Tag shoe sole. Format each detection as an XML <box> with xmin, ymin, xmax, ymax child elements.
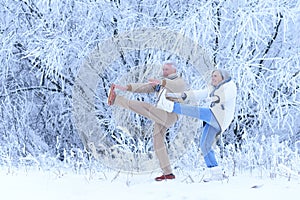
<box><xmin>107</xmin><ymin>84</ymin><xmax>116</xmax><ymax>105</ymax></box>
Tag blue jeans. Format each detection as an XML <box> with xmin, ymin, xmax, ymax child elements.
<box><xmin>173</xmin><ymin>102</ymin><xmax>221</xmax><ymax>168</ymax></box>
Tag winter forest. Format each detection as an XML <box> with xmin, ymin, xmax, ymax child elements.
<box><xmin>0</xmin><ymin>0</ymin><xmax>300</xmax><ymax>182</ymax></box>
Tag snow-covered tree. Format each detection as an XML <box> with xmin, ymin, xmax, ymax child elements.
<box><xmin>0</xmin><ymin>0</ymin><xmax>299</xmax><ymax>173</ymax></box>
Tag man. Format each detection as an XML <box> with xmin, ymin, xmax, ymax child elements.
<box><xmin>157</xmin><ymin>69</ymin><xmax>237</xmax><ymax>182</ymax></box>
<box><xmin>107</xmin><ymin>61</ymin><xmax>186</xmax><ymax>181</ymax></box>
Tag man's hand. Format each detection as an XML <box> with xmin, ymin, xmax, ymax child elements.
<box><xmin>148</xmin><ymin>78</ymin><xmax>160</xmax><ymax>86</ymax></box>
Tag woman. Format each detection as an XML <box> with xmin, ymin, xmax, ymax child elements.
<box><xmin>157</xmin><ymin>69</ymin><xmax>237</xmax><ymax>182</ymax></box>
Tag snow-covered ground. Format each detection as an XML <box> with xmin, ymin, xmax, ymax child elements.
<box><xmin>1</xmin><ymin>167</ymin><xmax>299</xmax><ymax>200</ymax></box>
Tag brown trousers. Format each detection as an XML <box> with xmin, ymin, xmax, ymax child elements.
<box><xmin>115</xmin><ymin>95</ymin><xmax>178</xmax><ymax>175</ymax></box>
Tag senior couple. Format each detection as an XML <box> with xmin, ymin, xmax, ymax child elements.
<box><xmin>107</xmin><ymin>61</ymin><xmax>237</xmax><ymax>182</ymax></box>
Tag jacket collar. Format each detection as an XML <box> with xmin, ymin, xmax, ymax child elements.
<box><xmin>166</xmin><ymin>73</ymin><xmax>179</xmax><ymax>80</ymax></box>
<box><xmin>210</xmin><ymin>77</ymin><xmax>232</xmax><ymax>97</ymax></box>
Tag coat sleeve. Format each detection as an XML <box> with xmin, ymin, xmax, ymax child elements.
<box><xmin>128</xmin><ymin>75</ymin><xmax>186</xmax><ymax>94</ymax></box>
<box><xmin>127</xmin><ymin>82</ymin><xmax>155</xmax><ymax>93</ymax></box>
<box><xmin>184</xmin><ymin>88</ymin><xmax>209</xmax><ymax>102</ymax></box>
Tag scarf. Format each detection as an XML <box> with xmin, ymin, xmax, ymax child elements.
<box><xmin>209</xmin><ymin>77</ymin><xmax>232</xmax><ymax>107</ymax></box>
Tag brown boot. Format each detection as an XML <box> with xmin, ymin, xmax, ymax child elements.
<box><xmin>155</xmin><ymin>173</ymin><xmax>175</xmax><ymax>181</ymax></box>
<box><xmin>107</xmin><ymin>84</ymin><xmax>116</xmax><ymax>106</ymax></box>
